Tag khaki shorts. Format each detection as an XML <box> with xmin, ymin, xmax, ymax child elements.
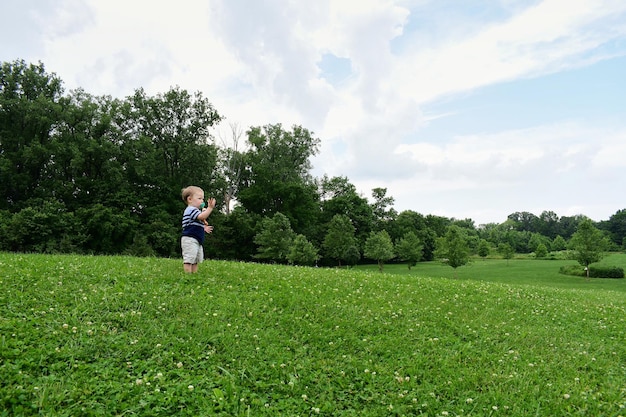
<box><xmin>181</xmin><ymin>236</ymin><xmax>204</xmax><ymax>264</ymax></box>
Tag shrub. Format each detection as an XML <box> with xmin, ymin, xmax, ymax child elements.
<box><xmin>589</xmin><ymin>266</ymin><xmax>625</xmax><ymax>278</ymax></box>
<box><xmin>559</xmin><ymin>265</ymin><xmax>624</xmax><ymax>279</ymax></box>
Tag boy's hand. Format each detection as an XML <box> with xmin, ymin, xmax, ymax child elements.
<box><xmin>204</xmin><ymin>225</ymin><xmax>214</xmax><ymax>234</ymax></box>
<box><xmin>206</xmin><ymin>198</ymin><xmax>216</xmax><ymax>209</ymax></box>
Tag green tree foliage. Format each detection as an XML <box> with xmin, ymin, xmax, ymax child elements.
<box><xmin>370</xmin><ymin>187</ymin><xmax>397</xmax><ymax>231</ymax></box>
<box><xmin>601</xmin><ymin>209</ymin><xmax>626</xmax><ymax>247</ymax></box>
<box><xmin>119</xmin><ymin>86</ymin><xmax>222</xmax><ymax>212</ymax></box>
<box><xmin>2</xmin><ymin>199</ymin><xmax>85</xmax><ymax>253</ymax></box>
<box><xmin>569</xmin><ymin>218</ymin><xmax>609</xmax><ymax>279</ymax></box>
<box><xmin>318</xmin><ymin>175</ymin><xmax>374</xmax><ymax>249</ymax></box>
<box><xmin>528</xmin><ymin>232</ymin><xmax>551</xmax><ymax>253</ymax></box>
<box><xmin>364</xmin><ymin>230</ymin><xmax>395</xmax><ymax>272</ymax></box>
<box><xmin>207</xmin><ymin>208</ymin><xmax>260</xmax><ymax>261</ymax></box>
<box><xmin>395</xmin><ymin>232</ymin><xmax>423</xmax><ymax>270</ymax></box>
<box><xmin>498</xmin><ymin>243</ymin><xmax>515</xmax><ymax>264</ymax></box>
<box><xmin>552</xmin><ymin>235</ymin><xmax>567</xmax><ymax>251</ymax></box>
<box><xmin>2</xmin><ymin>59</ymin><xmax>624</xmax><ymax>264</ymax></box>
<box><xmin>535</xmin><ymin>243</ymin><xmax>548</xmax><ymax>258</ymax></box>
<box><xmin>0</xmin><ymin>59</ymin><xmax>223</xmax><ymax>255</ymax></box>
<box><xmin>323</xmin><ymin>214</ymin><xmax>359</xmax><ymax>267</ymax></box>
<box><xmin>435</xmin><ymin>226</ymin><xmax>470</xmax><ymax>276</ymax></box>
<box><xmin>253</xmin><ymin>212</ymin><xmax>296</xmax><ymax>263</ymax></box>
<box><xmin>238</xmin><ymin>124</ymin><xmax>320</xmax><ymax>236</ymax></box>
<box><xmin>287</xmin><ymin>234</ymin><xmax>319</xmax><ymax>266</ymax></box>
<box><xmin>477</xmin><ymin>239</ymin><xmax>490</xmax><ymax>259</ymax></box>
<box><xmin>0</xmin><ymin>60</ymin><xmax>64</xmax><ymax>211</ymax></box>
<box><xmin>538</xmin><ymin>210</ymin><xmax>560</xmax><ymax>239</ymax></box>
<box><xmin>508</xmin><ymin>211</ymin><xmax>540</xmax><ymax>233</ymax></box>
<box><xmin>49</xmin><ymin>90</ymin><xmax>126</xmax><ymax>210</ymax></box>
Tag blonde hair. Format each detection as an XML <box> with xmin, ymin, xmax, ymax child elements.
<box><xmin>181</xmin><ymin>186</ymin><xmax>203</xmax><ymax>203</ymax></box>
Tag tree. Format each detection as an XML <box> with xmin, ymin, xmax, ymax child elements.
<box><xmin>477</xmin><ymin>239</ymin><xmax>490</xmax><ymax>259</ymax></box>
<box><xmin>539</xmin><ymin>210</ymin><xmax>560</xmax><ymax>239</ymax></box>
<box><xmin>552</xmin><ymin>235</ymin><xmax>567</xmax><ymax>251</ymax></box>
<box><xmin>123</xmin><ymin>86</ymin><xmax>222</xmax><ymax>199</ymax></box>
<box><xmin>364</xmin><ymin>230</ymin><xmax>395</xmax><ymax>272</ymax></box>
<box><xmin>253</xmin><ymin>212</ymin><xmax>296</xmax><ymax>263</ymax></box>
<box><xmin>216</xmin><ymin>122</ymin><xmax>248</xmax><ymax>214</ymax></box>
<box><xmin>569</xmin><ymin>218</ymin><xmax>609</xmax><ymax>279</ymax></box>
<box><xmin>0</xmin><ymin>60</ymin><xmax>64</xmax><ymax>210</ymax></box>
<box><xmin>507</xmin><ymin>211</ymin><xmax>540</xmax><ymax>233</ymax></box>
<box><xmin>208</xmin><ymin>207</ymin><xmax>259</xmax><ymax>261</ymax></box>
<box><xmin>602</xmin><ymin>209</ymin><xmax>626</xmax><ymax>247</ymax></box>
<box><xmin>287</xmin><ymin>234</ymin><xmax>319</xmax><ymax>266</ymax></box>
<box><xmin>238</xmin><ymin>124</ymin><xmax>321</xmax><ymax>235</ymax></box>
<box><xmin>395</xmin><ymin>232</ymin><xmax>423</xmax><ymax>270</ymax></box>
<box><xmin>370</xmin><ymin>187</ymin><xmax>397</xmax><ymax>231</ymax></box>
<box><xmin>323</xmin><ymin>214</ymin><xmax>359</xmax><ymax>267</ymax></box>
<box><xmin>319</xmin><ymin>175</ymin><xmax>374</xmax><ymax>250</ymax></box>
<box><xmin>498</xmin><ymin>243</ymin><xmax>514</xmax><ymax>265</ymax></box>
<box><xmin>528</xmin><ymin>232</ymin><xmax>551</xmax><ymax>253</ymax></box>
<box><xmin>535</xmin><ymin>243</ymin><xmax>548</xmax><ymax>258</ymax></box>
<box><xmin>435</xmin><ymin>226</ymin><xmax>470</xmax><ymax>277</ymax></box>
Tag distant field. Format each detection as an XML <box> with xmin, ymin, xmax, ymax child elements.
<box><xmin>356</xmin><ymin>253</ymin><xmax>626</xmax><ymax>292</ymax></box>
<box><xmin>1</xmin><ymin>253</ymin><xmax>625</xmax><ymax>416</ymax></box>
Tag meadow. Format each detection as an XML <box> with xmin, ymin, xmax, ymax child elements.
<box><xmin>357</xmin><ymin>253</ymin><xmax>626</xmax><ymax>292</ymax></box>
<box><xmin>1</xmin><ymin>253</ymin><xmax>624</xmax><ymax>416</ymax></box>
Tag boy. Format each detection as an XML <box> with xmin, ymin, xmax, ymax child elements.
<box><xmin>181</xmin><ymin>186</ymin><xmax>216</xmax><ymax>273</ymax></box>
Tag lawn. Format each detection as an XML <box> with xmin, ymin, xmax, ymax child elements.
<box><xmin>1</xmin><ymin>253</ymin><xmax>625</xmax><ymax>416</ymax></box>
<box><xmin>357</xmin><ymin>253</ymin><xmax>626</xmax><ymax>292</ymax></box>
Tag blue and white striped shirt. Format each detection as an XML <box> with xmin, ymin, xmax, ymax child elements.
<box><xmin>181</xmin><ymin>206</ymin><xmax>205</xmax><ymax>244</ymax></box>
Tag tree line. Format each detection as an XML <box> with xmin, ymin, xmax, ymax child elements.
<box><xmin>2</xmin><ymin>59</ymin><xmax>625</xmax><ymax>266</ymax></box>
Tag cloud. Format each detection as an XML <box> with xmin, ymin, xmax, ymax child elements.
<box><xmin>2</xmin><ymin>0</ymin><xmax>625</xmax><ymax>224</ymax></box>
<box><xmin>392</xmin><ymin>0</ymin><xmax>626</xmax><ymax>104</ymax></box>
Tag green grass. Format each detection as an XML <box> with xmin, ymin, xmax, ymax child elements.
<box><xmin>357</xmin><ymin>253</ymin><xmax>626</xmax><ymax>292</ymax></box>
<box><xmin>1</xmin><ymin>253</ymin><xmax>625</xmax><ymax>416</ymax></box>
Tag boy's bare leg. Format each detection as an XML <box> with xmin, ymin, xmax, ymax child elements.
<box><xmin>184</xmin><ymin>263</ymin><xmax>194</xmax><ymax>273</ymax></box>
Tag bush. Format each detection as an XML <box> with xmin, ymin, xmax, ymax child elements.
<box><xmin>559</xmin><ymin>265</ymin><xmax>624</xmax><ymax>279</ymax></box>
<box><xmin>589</xmin><ymin>266</ymin><xmax>625</xmax><ymax>278</ymax></box>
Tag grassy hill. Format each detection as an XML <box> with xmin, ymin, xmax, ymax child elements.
<box><xmin>1</xmin><ymin>253</ymin><xmax>625</xmax><ymax>416</ymax></box>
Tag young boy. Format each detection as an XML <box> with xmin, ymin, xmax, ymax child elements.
<box><xmin>181</xmin><ymin>186</ymin><xmax>216</xmax><ymax>273</ymax></box>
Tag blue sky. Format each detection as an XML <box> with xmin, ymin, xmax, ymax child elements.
<box><xmin>2</xmin><ymin>0</ymin><xmax>626</xmax><ymax>224</ymax></box>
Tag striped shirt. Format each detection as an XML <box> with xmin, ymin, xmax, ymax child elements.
<box><xmin>182</xmin><ymin>206</ymin><xmax>205</xmax><ymax>244</ymax></box>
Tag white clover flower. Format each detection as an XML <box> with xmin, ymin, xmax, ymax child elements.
<box><xmin>563</xmin><ymin>394</ymin><xmax>570</xmax><ymax>399</ymax></box>
<box><xmin>177</xmin><ymin>362</ymin><xmax>183</xmax><ymax>368</ymax></box>
<box><xmin>188</xmin><ymin>385</ymin><xmax>194</xmax><ymax>391</ymax></box>
<box><xmin>466</xmin><ymin>398</ymin><xmax>474</xmax><ymax>404</ymax></box>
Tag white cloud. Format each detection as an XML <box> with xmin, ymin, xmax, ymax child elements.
<box><xmin>2</xmin><ymin>0</ymin><xmax>625</xmax><ymax>224</ymax></box>
<box><xmin>392</xmin><ymin>0</ymin><xmax>626</xmax><ymax>104</ymax></box>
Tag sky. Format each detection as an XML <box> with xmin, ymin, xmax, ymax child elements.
<box><xmin>2</xmin><ymin>0</ymin><xmax>626</xmax><ymax>225</ymax></box>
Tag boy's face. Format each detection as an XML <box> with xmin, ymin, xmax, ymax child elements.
<box><xmin>188</xmin><ymin>192</ymin><xmax>205</xmax><ymax>208</ymax></box>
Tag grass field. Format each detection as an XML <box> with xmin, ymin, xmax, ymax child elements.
<box><xmin>1</xmin><ymin>253</ymin><xmax>625</xmax><ymax>416</ymax></box>
<box><xmin>356</xmin><ymin>253</ymin><xmax>626</xmax><ymax>292</ymax></box>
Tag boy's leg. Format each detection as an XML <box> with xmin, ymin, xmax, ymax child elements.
<box><xmin>182</xmin><ymin>237</ymin><xmax>198</xmax><ymax>273</ymax></box>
